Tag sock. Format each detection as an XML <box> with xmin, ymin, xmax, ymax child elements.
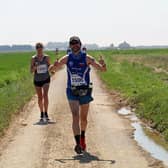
<box><xmin>44</xmin><ymin>112</ymin><xmax>48</xmax><ymax>118</ymax></box>
<box><xmin>75</xmin><ymin>135</ymin><xmax>80</xmax><ymax>145</ymax></box>
<box><xmin>40</xmin><ymin>112</ymin><xmax>44</xmax><ymax>118</ymax></box>
<box><xmin>81</xmin><ymin>131</ymin><xmax>85</xmax><ymax>138</ymax></box>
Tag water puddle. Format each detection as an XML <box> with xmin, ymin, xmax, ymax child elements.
<box><xmin>117</xmin><ymin>107</ymin><xmax>131</xmax><ymax>115</ymax></box>
<box><xmin>132</xmin><ymin>122</ymin><xmax>168</xmax><ymax>165</ymax></box>
<box><xmin>117</xmin><ymin>107</ymin><xmax>168</xmax><ymax>165</ymax></box>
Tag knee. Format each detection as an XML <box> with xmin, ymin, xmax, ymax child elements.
<box><xmin>38</xmin><ymin>96</ymin><xmax>43</xmax><ymax>103</ymax></box>
<box><xmin>43</xmin><ymin>94</ymin><xmax>48</xmax><ymax>100</ymax></box>
<box><xmin>72</xmin><ymin>113</ymin><xmax>79</xmax><ymax>122</ymax></box>
<box><xmin>81</xmin><ymin>117</ymin><xmax>87</xmax><ymax>124</ymax></box>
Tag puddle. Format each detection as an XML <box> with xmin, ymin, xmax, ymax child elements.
<box><xmin>132</xmin><ymin>122</ymin><xmax>168</xmax><ymax>165</ymax></box>
<box><xmin>129</xmin><ymin>114</ymin><xmax>138</xmax><ymax>121</ymax></box>
<box><xmin>117</xmin><ymin>107</ymin><xmax>131</xmax><ymax>115</ymax></box>
<box><xmin>117</xmin><ymin>107</ymin><xmax>168</xmax><ymax>165</ymax></box>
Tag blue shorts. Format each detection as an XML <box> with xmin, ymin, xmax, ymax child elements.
<box><xmin>66</xmin><ymin>88</ymin><xmax>94</xmax><ymax>105</ymax></box>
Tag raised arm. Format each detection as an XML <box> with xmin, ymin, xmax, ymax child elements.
<box><xmin>30</xmin><ymin>57</ymin><xmax>36</xmax><ymax>73</ymax></box>
<box><xmin>86</xmin><ymin>55</ymin><xmax>106</xmax><ymax>72</ymax></box>
<box><xmin>49</xmin><ymin>55</ymin><xmax>68</xmax><ymax>72</ymax></box>
<box><xmin>45</xmin><ymin>56</ymin><xmax>52</xmax><ymax>70</ymax></box>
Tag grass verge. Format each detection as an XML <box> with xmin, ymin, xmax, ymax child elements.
<box><xmin>89</xmin><ymin>50</ymin><xmax>168</xmax><ymax>141</ymax></box>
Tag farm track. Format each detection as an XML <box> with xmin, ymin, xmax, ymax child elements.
<box><xmin>0</xmin><ymin>68</ymin><xmax>167</xmax><ymax>168</ymax></box>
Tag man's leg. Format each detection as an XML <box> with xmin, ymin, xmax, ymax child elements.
<box><xmin>68</xmin><ymin>100</ymin><xmax>82</xmax><ymax>154</ymax></box>
<box><xmin>69</xmin><ymin>100</ymin><xmax>80</xmax><ymax>135</ymax></box>
<box><xmin>80</xmin><ymin>103</ymin><xmax>89</xmax><ymax>150</ymax></box>
<box><xmin>80</xmin><ymin>103</ymin><xmax>89</xmax><ymax>131</ymax></box>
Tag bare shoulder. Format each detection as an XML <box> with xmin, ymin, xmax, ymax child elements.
<box><xmin>86</xmin><ymin>54</ymin><xmax>95</xmax><ymax>64</ymax></box>
<box><xmin>44</xmin><ymin>54</ymin><xmax>50</xmax><ymax>59</ymax></box>
<box><xmin>61</xmin><ymin>55</ymin><xmax>68</xmax><ymax>60</ymax></box>
<box><xmin>59</xmin><ymin>55</ymin><xmax>68</xmax><ymax>64</ymax></box>
<box><xmin>32</xmin><ymin>55</ymin><xmax>36</xmax><ymax>59</ymax></box>
<box><xmin>86</xmin><ymin>54</ymin><xmax>94</xmax><ymax>59</ymax></box>
<box><xmin>31</xmin><ymin>55</ymin><xmax>36</xmax><ymax>62</ymax></box>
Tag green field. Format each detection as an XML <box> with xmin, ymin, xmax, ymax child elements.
<box><xmin>0</xmin><ymin>49</ymin><xmax>168</xmax><ymax>141</ymax></box>
<box><xmin>0</xmin><ymin>51</ymin><xmax>64</xmax><ymax>135</ymax></box>
<box><xmin>89</xmin><ymin>49</ymin><xmax>168</xmax><ymax>141</ymax></box>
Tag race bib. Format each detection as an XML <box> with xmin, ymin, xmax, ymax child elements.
<box><xmin>71</xmin><ymin>74</ymin><xmax>86</xmax><ymax>86</ymax></box>
<box><xmin>37</xmin><ymin>64</ymin><xmax>47</xmax><ymax>74</ymax></box>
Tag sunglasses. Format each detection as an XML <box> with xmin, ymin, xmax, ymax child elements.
<box><xmin>70</xmin><ymin>41</ymin><xmax>80</xmax><ymax>45</ymax></box>
<box><xmin>36</xmin><ymin>46</ymin><xmax>43</xmax><ymax>49</ymax></box>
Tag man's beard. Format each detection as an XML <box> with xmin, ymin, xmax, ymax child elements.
<box><xmin>71</xmin><ymin>46</ymin><xmax>81</xmax><ymax>53</ymax></box>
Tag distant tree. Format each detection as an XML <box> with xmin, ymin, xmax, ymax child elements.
<box><xmin>46</xmin><ymin>42</ymin><xmax>68</xmax><ymax>50</ymax></box>
<box><xmin>109</xmin><ymin>43</ymin><xmax>114</xmax><ymax>49</ymax></box>
<box><xmin>85</xmin><ymin>44</ymin><xmax>99</xmax><ymax>50</ymax></box>
<box><xmin>118</xmin><ymin>41</ymin><xmax>131</xmax><ymax>49</ymax></box>
<box><xmin>12</xmin><ymin>45</ymin><xmax>33</xmax><ymax>51</ymax></box>
<box><xmin>0</xmin><ymin>45</ymin><xmax>33</xmax><ymax>52</ymax></box>
<box><xmin>0</xmin><ymin>45</ymin><xmax>11</xmax><ymax>51</ymax></box>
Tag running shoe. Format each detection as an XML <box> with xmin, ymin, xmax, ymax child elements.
<box><xmin>80</xmin><ymin>137</ymin><xmax>86</xmax><ymax>151</ymax></box>
<box><xmin>39</xmin><ymin>118</ymin><xmax>44</xmax><ymax>123</ymax></box>
<box><xmin>44</xmin><ymin>112</ymin><xmax>50</xmax><ymax>121</ymax></box>
<box><xmin>74</xmin><ymin>144</ymin><xmax>82</xmax><ymax>154</ymax></box>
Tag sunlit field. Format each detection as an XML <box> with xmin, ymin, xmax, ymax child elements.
<box><xmin>0</xmin><ymin>49</ymin><xmax>168</xmax><ymax>141</ymax></box>
<box><xmin>89</xmin><ymin>49</ymin><xmax>168</xmax><ymax>141</ymax></box>
<box><xmin>0</xmin><ymin>51</ymin><xmax>63</xmax><ymax>134</ymax></box>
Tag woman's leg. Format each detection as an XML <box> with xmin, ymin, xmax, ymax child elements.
<box><xmin>35</xmin><ymin>86</ymin><xmax>43</xmax><ymax>116</ymax></box>
<box><xmin>43</xmin><ymin>83</ymin><xmax>50</xmax><ymax>113</ymax></box>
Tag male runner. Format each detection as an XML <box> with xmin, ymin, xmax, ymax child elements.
<box><xmin>50</xmin><ymin>36</ymin><xmax>106</xmax><ymax>154</ymax></box>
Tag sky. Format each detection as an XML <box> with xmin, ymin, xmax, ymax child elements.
<box><xmin>0</xmin><ymin>0</ymin><xmax>168</xmax><ymax>46</ymax></box>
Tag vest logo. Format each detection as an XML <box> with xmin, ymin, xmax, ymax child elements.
<box><xmin>79</xmin><ymin>63</ymin><xmax>85</xmax><ymax>67</ymax></box>
<box><xmin>69</xmin><ymin>61</ymin><xmax>74</xmax><ymax>67</ymax></box>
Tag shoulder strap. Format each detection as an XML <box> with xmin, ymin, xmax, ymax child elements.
<box><xmin>33</xmin><ymin>55</ymin><xmax>38</xmax><ymax>62</ymax></box>
<box><xmin>81</xmin><ymin>52</ymin><xmax>87</xmax><ymax>64</ymax></box>
<box><xmin>67</xmin><ymin>53</ymin><xmax>72</xmax><ymax>63</ymax></box>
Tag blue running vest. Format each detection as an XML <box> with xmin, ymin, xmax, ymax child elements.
<box><xmin>66</xmin><ymin>51</ymin><xmax>90</xmax><ymax>88</ymax></box>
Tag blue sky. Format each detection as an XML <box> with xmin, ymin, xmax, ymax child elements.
<box><xmin>0</xmin><ymin>0</ymin><xmax>168</xmax><ymax>46</ymax></box>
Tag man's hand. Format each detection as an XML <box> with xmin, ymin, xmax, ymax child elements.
<box><xmin>54</xmin><ymin>58</ymin><xmax>59</xmax><ymax>66</ymax></box>
<box><xmin>49</xmin><ymin>56</ymin><xmax>68</xmax><ymax>73</ymax></box>
<box><xmin>98</xmin><ymin>56</ymin><xmax>105</xmax><ymax>66</ymax></box>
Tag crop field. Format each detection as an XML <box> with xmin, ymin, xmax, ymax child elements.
<box><xmin>0</xmin><ymin>51</ymin><xmax>63</xmax><ymax>134</ymax></box>
<box><xmin>0</xmin><ymin>49</ymin><xmax>168</xmax><ymax>141</ymax></box>
<box><xmin>89</xmin><ymin>49</ymin><xmax>168</xmax><ymax>141</ymax></box>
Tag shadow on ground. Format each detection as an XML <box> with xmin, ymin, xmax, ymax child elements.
<box><xmin>33</xmin><ymin>120</ymin><xmax>56</xmax><ymax>126</ymax></box>
<box><xmin>55</xmin><ymin>151</ymin><xmax>116</xmax><ymax>164</ymax></box>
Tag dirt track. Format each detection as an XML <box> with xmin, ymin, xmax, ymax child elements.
<box><xmin>0</xmin><ymin>68</ymin><xmax>167</xmax><ymax>168</ymax></box>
